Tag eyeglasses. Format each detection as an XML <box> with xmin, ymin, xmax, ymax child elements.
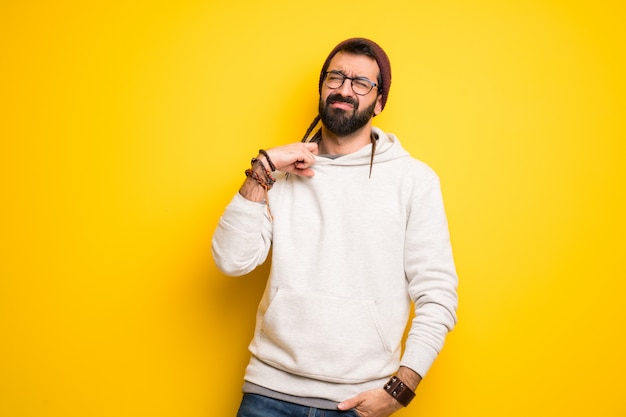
<box><xmin>323</xmin><ymin>71</ymin><xmax>379</xmax><ymax>96</ymax></box>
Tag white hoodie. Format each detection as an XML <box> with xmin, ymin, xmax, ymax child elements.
<box><xmin>212</xmin><ymin>127</ymin><xmax>458</xmax><ymax>403</ymax></box>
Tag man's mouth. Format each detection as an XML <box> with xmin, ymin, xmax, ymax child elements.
<box><xmin>327</xmin><ymin>95</ymin><xmax>357</xmax><ymax>111</ymax></box>
<box><xmin>330</xmin><ymin>101</ymin><xmax>354</xmax><ymax>110</ymax></box>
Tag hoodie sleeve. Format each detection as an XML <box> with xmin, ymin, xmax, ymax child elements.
<box><xmin>211</xmin><ymin>193</ymin><xmax>273</xmax><ymax>276</ymax></box>
<box><xmin>400</xmin><ymin>175</ymin><xmax>458</xmax><ymax>377</ymax></box>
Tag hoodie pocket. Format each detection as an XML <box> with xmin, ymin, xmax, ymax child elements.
<box><xmin>256</xmin><ymin>288</ymin><xmax>393</xmax><ymax>383</ymax></box>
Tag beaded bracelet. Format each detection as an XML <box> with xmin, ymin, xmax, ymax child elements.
<box><xmin>258</xmin><ymin>149</ymin><xmax>276</xmax><ymax>172</ymax></box>
<box><xmin>251</xmin><ymin>158</ymin><xmax>276</xmax><ymax>185</ymax></box>
<box><xmin>244</xmin><ymin>168</ymin><xmax>271</xmax><ymax>190</ymax></box>
<box><xmin>245</xmin><ymin>160</ymin><xmax>275</xmax><ymax>221</ymax></box>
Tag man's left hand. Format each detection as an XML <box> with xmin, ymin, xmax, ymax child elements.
<box><xmin>337</xmin><ymin>388</ymin><xmax>403</xmax><ymax>417</ymax></box>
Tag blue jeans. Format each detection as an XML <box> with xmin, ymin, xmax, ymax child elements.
<box><xmin>236</xmin><ymin>394</ymin><xmax>360</xmax><ymax>417</ymax></box>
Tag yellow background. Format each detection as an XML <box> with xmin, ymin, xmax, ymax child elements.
<box><xmin>1</xmin><ymin>0</ymin><xmax>624</xmax><ymax>416</ymax></box>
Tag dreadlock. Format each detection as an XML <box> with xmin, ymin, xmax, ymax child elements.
<box><xmin>300</xmin><ymin>113</ymin><xmax>377</xmax><ymax>179</ymax></box>
<box><xmin>301</xmin><ymin>114</ymin><xmax>321</xmax><ymax>143</ymax></box>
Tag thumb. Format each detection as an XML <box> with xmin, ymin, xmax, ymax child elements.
<box><xmin>337</xmin><ymin>395</ymin><xmax>360</xmax><ymax>411</ymax></box>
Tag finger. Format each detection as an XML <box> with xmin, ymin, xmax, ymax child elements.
<box><xmin>295</xmin><ymin>159</ymin><xmax>312</xmax><ymax>169</ymax></box>
<box><xmin>293</xmin><ymin>167</ymin><xmax>315</xmax><ymax>177</ymax></box>
<box><xmin>337</xmin><ymin>396</ymin><xmax>359</xmax><ymax>411</ymax></box>
<box><xmin>304</xmin><ymin>142</ymin><xmax>319</xmax><ymax>155</ymax></box>
<box><xmin>294</xmin><ymin>151</ymin><xmax>316</xmax><ymax>169</ymax></box>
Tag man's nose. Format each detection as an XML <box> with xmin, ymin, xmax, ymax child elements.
<box><xmin>338</xmin><ymin>79</ymin><xmax>354</xmax><ymax>96</ymax></box>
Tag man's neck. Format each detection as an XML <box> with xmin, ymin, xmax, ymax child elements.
<box><xmin>319</xmin><ymin>124</ymin><xmax>373</xmax><ymax>155</ymax></box>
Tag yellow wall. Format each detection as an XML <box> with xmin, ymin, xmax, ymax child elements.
<box><xmin>1</xmin><ymin>1</ymin><xmax>624</xmax><ymax>416</ymax></box>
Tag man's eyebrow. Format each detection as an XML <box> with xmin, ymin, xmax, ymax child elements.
<box><xmin>328</xmin><ymin>69</ymin><xmax>372</xmax><ymax>80</ymax></box>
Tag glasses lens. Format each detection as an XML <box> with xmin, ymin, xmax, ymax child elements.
<box><xmin>325</xmin><ymin>72</ymin><xmax>345</xmax><ymax>89</ymax></box>
<box><xmin>351</xmin><ymin>78</ymin><xmax>374</xmax><ymax>95</ymax></box>
<box><xmin>324</xmin><ymin>72</ymin><xmax>375</xmax><ymax>95</ymax></box>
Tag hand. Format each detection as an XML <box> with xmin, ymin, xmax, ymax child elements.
<box><xmin>337</xmin><ymin>368</ymin><xmax>421</xmax><ymax>417</ymax></box>
<box><xmin>239</xmin><ymin>142</ymin><xmax>319</xmax><ymax>202</ymax></box>
<box><xmin>337</xmin><ymin>388</ymin><xmax>403</xmax><ymax>417</ymax></box>
<box><xmin>259</xmin><ymin>142</ymin><xmax>318</xmax><ymax>177</ymax></box>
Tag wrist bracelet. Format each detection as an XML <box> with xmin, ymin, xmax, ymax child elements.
<box><xmin>251</xmin><ymin>158</ymin><xmax>276</xmax><ymax>184</ymax></box>
<box><xmin>244</xmin><ymin>167</ymin><xmax>274</xmax><ymax>221</ymax></box>
<box><xmin>383</xmin><ymin>376</ymin><xmax>415</xmax><ymax>407</ymax></box>
<box><xmin>258</xmin><ymin>149</ymin><xmax>276</xmax><ymax>172</ymax></box>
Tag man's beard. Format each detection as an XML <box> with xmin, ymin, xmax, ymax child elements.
<box><xmin>319</xmin><ymin>94</ymin><xmax>377</xmax><ymax>136</ymax></box>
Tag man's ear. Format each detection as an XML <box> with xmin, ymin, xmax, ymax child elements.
<box><xmin>374</xmin><ymin>94</ymin><xmax>383</xmax><ymax>116</ymax></box>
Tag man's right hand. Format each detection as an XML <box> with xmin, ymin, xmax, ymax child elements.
<box><xmin>239</xmin><ymin>142</ymin><xmax>319</xmax><ymax>202</ymax></box>
<box><xmin>259</xmin><ymin>142</ymin><xmax>319</xmax><ymax>177</ymax></box>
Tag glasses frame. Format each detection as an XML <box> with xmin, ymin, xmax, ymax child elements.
<box><xmin>323</xmin><ymin>71</ymin><xmax>379</xmax><ymax>96</ymax></box>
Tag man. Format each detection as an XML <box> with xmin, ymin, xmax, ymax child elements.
<box><xmin>212</xmin><ymin>38</ymin><xmax>458</xmax><ymax>417</ymax></box>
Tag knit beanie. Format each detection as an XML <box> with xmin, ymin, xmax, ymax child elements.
<box><xmin>318</xmin><ymin>37</ymin><xmax>392</xmax><ymax>111</ymax></box>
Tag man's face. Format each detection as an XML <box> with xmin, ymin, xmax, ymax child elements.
<box><xmin>319</xmin><ymin>52</ymin><xmax>383</xmax><ymax>136</ymax></box>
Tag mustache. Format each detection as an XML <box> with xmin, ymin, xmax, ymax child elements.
<box><xmin>326</xmin><ymin>94</ymin><xmax>358</xmax><ymax>108</ymax></box>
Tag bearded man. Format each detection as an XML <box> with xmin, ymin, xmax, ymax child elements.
<box><xmin>212</xmin><ymin>38</ymin><xmax>458</xmax><ymax>417</ymax></box>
